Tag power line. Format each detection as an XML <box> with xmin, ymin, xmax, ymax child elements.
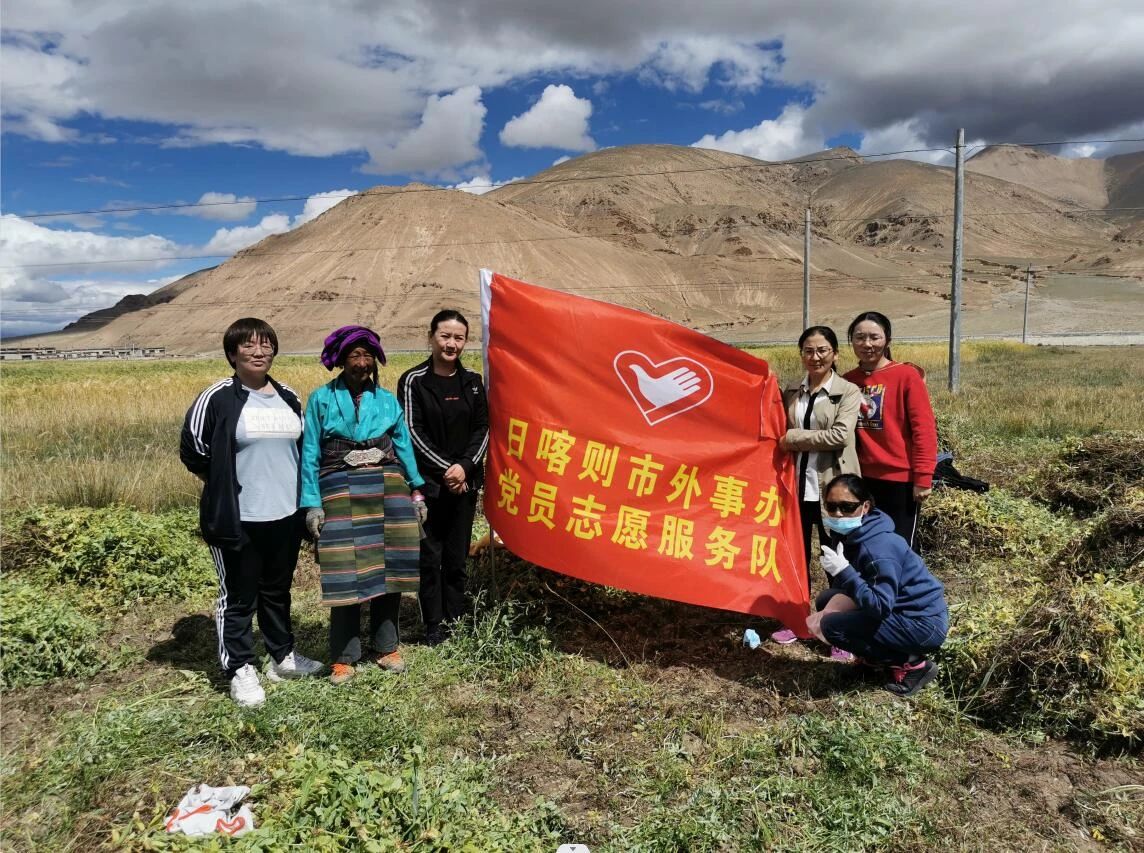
<box><xmin>15</xmin><ymin>135</ymin><xmax>1144</xmax><ymax>222</ymax></box>
<box><xmin>0</xmin><ymin>272</ymin><xmax>1054</xmax><ymax>316</ymax></box>
<box><xmin>964</xmin><ymin>137</ymin><xmax>1144</xmax><ymax>156</ymax></box>
<box><xmin>812</xmin><ymin>207</ymin><xmax>1144</xmax><ymax>223</ymax></box>
<box><xmin>8</xmin><ymin>202</ymin><xmax>1144</xmax><ymax>271</ymax></box>
<box><xmin>11</xmin><ymin>146</ymin><xmax>935</xmax><ymax>220</ymax></box>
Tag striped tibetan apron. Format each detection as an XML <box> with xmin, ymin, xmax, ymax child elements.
<box><xmin>316</xmin><ymin>437</ymin><xmax>421</xmax><ymax>607</ymax></box>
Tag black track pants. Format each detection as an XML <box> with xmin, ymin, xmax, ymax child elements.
<box><xmin>209</xmin><ymin>514</ymin><xmax>301</xmax><ymax>678</ymax></box>
<box><xmin>418</xmin><ymin>489</ymin><xmax>478</xmax><ymax>628</ymax></box>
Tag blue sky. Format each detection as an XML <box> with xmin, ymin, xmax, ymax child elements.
<box><xmin>3</xmin><ymin>1</ymin><xmax>1143</xmax><ymax>338</ymax></box>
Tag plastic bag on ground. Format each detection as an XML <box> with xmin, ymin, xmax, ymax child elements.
<box><xmin>165</xmin><ymin>783</ymin><xmax>255</xmax><ymax>837</ymax></box>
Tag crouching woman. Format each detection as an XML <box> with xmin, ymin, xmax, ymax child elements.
<box><xmin>805</xmin><ymin>474</ymin><xmax>948</xmax><ymax>697</ymax></box>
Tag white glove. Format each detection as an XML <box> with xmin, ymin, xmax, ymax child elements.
<box><xmin>412</xmin><ymin>499</ymin><xmax>428</xmax><ymax>525</ymax></box>
<box><xmin>305</xmin><ymin>508</ymin><xmax>325</xmax><ymax>540</ymax></box>
<box><xmin>820</xmin><ymin>542</ymin><xmax>851</xmax><ymax>577</ymax></box>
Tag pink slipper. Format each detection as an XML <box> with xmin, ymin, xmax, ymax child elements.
<box><xmin>830</xmin><ymin>646</ymin><xmax>855</xmax><ymax>662</ymax></box>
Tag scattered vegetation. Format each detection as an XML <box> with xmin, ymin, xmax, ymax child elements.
<box><xmin>1021</xmin><ymin>433</ymin><xmax>1144</xmax><ymax>514</ymax></box>
<box><xmin>941</xmin><ymin>573</ymin><xmax>1143</xmax><ymax>751</ymax></box>
<box><xmin>2</xmin><ymin>344</ymin><xmax>1141</xmax><ymax>849</ymax></box>
<box><xmin>3</xmin><ymin>505</ymin><xmax>215</xmax><ymax>610</ymax></box>
<box><xmin>919</xmin><ymin>488</ymin><xmax>1072</xmax><ymax>566</ymax></box>
<box><xmin>0</xmin><ymin>576</ymin><xmax>104</xmax><ymax>688</ymax></box>
<box><xmin>925</xmin><ymin>428</ymin><xmax>1144</xmax><ymax>752</ymax></box>
<box><xmin>1055</xmin><ymin>492</ymin><xmax>1144</xmax><ymax>582</ymax></box>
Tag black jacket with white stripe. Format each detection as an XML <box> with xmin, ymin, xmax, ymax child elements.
<box><xmin>179</xmin><ymin>375</ymin><xmax>303</xmax><ymax>549</ymax></box>
<box><xmin>397</xmin><ymin>358</ymin><xmax>489</xmax><ymax>499</ymax></box>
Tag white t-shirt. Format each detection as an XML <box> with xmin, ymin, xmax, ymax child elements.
<box><xmin>235</xmin><ymin>385</ymin><xmax>302</xmax><ymax>522</ymax></box>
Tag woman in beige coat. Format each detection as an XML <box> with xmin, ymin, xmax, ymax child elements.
<box><xmin>772</xmin><ymin>326</ymin><xmax>862</xmax><ymax>647</ymax></box>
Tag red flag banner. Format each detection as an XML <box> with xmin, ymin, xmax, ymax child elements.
<box><xmin>480</xmin><ymin>270</ymin><xmax>809</xmax><ymax>633</ymax></box>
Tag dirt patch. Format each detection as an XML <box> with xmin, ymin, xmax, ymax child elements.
<box><xmin>950</xmin><ymin>740</ymin><xmax>1142</xmax><ymax>850</ymax></box>
<box><xmin>469</xmin><ymin>556</ymin><xmax>1142</xmax><ymax>846</ymax></box>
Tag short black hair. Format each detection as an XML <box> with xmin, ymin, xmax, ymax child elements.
<box><xmin>824</xmin><ymin>474</ymin><xmax>876</xmax><ymax>508</ymax></box>
<box><xmin>223</xmin><ymin>317</ymin><xmax>278</xmax><ymax>368</ymax></box>
<box><xmin>429</xmin><ymin>309</ymin><xmax>469</xmax><ymax>336</ymax></box>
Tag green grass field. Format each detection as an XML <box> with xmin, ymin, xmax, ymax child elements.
<box><xmin>1</xmin><ymin>343</ymin><xmax>1141</xmax><ymax>850</ymax></box>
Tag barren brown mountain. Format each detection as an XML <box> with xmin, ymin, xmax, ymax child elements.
<box><xmin>18</xmin><ymin>144</ymin><xmax>1144</xmax><ymax>353</ymax></box>
<box><xmin>966</xmin><ymin>145</ymin><xmax>1110</xmax><ymax>208</ymax></box>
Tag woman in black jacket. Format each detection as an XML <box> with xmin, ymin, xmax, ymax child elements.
<box><xmin>397</xmin><ymin>310</ymin><xmax>489</xmax><ymax>645</ymax></box>
<box><xmin>180</xmin><ymin>317</ymin><xmax>323</xmax><ymax>707</ymax></box>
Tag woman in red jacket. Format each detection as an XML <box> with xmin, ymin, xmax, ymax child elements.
<box><xmin>843</xmin><ymin>312</ymin><xmax>937</xmax><ymax>551</ymax></box>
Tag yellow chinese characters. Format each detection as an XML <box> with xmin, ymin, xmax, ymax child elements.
<box><xmin>495</xmin><ymin>420</ymin><xmax>789</xmax><ymax>581</ymax></box>
<box><xmin>657</xmin><ymin>515</ymin><xmax>695</xmax><ymax>560</ymax></box>
<box><xmin>507</xmin><ymin>418</ymin><xmax>529</xmax><ymax>460</ymax></box>
<box><xmin>709</xmin><ymin>474</ymin><xmax>747</xmax><ymax>518</ymax></box>
<box><xmin>704</xmin><ymin>526</ymin><xmax>741</xmax><ymax>570</ymax></box>
<box><xmin>666</xmin><ymin>464</ymin><xmax>702</xmax><ymax>509</ymax></box>
<box><xmin>537</xmin><ymin>428</ymin><xmax>576</xmax><ymax>476</ymax></box>
<box><xmin>498</xmin><ymin>468</ymin><xmax>522</xmax><ymax>515</ymax></box>
<box><xmin>627</xmin><ymin>453</ymin><xmax>664</xmax><ymax>497</ymax></box>
<box><xmin>750</xmin><ymin>535</ymin><xmax>782</xmax><ymax>583</ymax></box>
<box><xmin>611</xmin><ymin>505</ymin><xmax>650</xmax><ymax>550</ymax></box>
<box><xmin>753</xmin><ymin>484</ymin><xmax>785</xmax><ymax>526</ymax></box>
<box><xmin>579</xmin><ymin>440</ymin><xmax>620</xmax><ymax>487</ymax></box>
<box><xmin>566</xmin><ymin>494</ymin><xmax>606</xmax><ymax>540</ymax></box>
<box><xmin>528</xmin><ymin>482</ymin><xmax>558</xmax><ymax>529</ymax></box>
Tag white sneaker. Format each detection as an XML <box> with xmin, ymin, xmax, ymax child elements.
<box><xmin>265</xmin><ymin>650</ymin><xmax>325</xmax><ymax>682</ymax></box>
<box><xmin>229</xmin><ymin>663</ymin><xmax>265</xmax><ymax>708</ymax></box>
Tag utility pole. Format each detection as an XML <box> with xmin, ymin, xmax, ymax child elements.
<box><xmin>803</xmin><ymin>207</ymin><xmax>811</xmax><ymax>330</ymax></box>
<box><xmin>948</xmin><ymin>128</ymin><xmax>965</xmax><ymax>392</ymax></box>
<box><xmin>1022</xmin><ymin>265</ymin><xmax>1033</xmax><ymax>344</ymax></box>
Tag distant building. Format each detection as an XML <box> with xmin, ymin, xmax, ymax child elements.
<box><xmin>0</xmin><ymin>346</ymin><xmax>58</xmax><ymax>361</ymax></box>
<box><xmin>0</xmin><ymin>345</ymin><xmax>167</xmax><ymax>361</ymax></box>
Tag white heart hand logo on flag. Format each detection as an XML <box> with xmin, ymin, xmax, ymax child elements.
<box><xmin>613</xmin><ymin>350</ymin><xmax>714</xmax><ymax>425</ymax></box>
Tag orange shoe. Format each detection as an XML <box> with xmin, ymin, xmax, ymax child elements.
<box><xmin>329</xmin><ymin>663</ymin><xmax>355</xmax><ymax>685</ymax></box>
<box><xmin>375</xmin><ymin>651</ymin><xmax>406</xmax><ymax>673</ymax></box>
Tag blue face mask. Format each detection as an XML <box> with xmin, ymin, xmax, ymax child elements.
<box><xmin>822</xmin><ymin>514</ymin><xmax>863</xmax><ymax>535</ymax></box>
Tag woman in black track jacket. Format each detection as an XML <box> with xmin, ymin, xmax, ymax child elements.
<box><xmin>180</xmin><ymin>317</ymin><xmax>323</xmax><ymax>707</ymax></box>
<box><xmin>397</xmin><ymin>310</ymin><xmax>489</xmax><ymax>645</ymax></box>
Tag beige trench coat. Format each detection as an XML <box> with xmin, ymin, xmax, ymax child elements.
<box><xmin>782</xmin><ymin>373</ymin><xmax>862</xmax><ymax>498</ymax></box>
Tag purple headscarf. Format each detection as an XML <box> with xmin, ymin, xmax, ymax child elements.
<box><xmin>320</xmin><ymin>325</ymin><xmax>386</xmax><ymax>371</ymax></box>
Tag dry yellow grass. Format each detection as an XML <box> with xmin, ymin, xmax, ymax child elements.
<box><xmin>2</xmin><ymin>343</ymin><xmax>1141</xmax><ymax>510</ymax></box>
<box><xmin>0</xmin><ymin>355</ymin><xmax>422</xmax><ymax>510</ymax></box>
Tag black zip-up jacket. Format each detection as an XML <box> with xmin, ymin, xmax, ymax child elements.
<box><xmin>180</xmin><ymin>375</ymin><xmax>303</xmax><ymax>549</ymax></box>
<box><xmin>397</xmin><ymin>358</ymin><xmax>489</xmax><ymax>499</ymax></box>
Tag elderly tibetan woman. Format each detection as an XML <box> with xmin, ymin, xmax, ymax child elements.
<box><xmin>300</xmin><ymin>325</ymin><xmax>428</xmax><ymax>684</ymax></box>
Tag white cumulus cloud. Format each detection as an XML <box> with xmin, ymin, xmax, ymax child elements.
<box><xmin>692</xmin><ymin>103</ymin><xmax>823</xmax><ymax>162</ymax></box>
<box><xmin>445</xmin><ymin>175</ymin><xmax>526</xmax><ymax>195</ymax></box>
<box><xmin>294</xmin><ymin>190</ymin><xmax>355</xmax><ymax>226</ymax></box>
<box><xmin>500</xmin><ymin>84</ymin><xmax>596</xmax><ymax>151</ymax></box>
<box><xmin>200</xmin><ymin>214</ymin><xmax>292</xmax><ymax>257</ymax></box>
<box><xmin>4</xmin><ymin>1</ymin><xmax>1142</xmax><ymax>171</ymax></box>
<box><xmin>0</xmin><ymin>187</ymin><xmax>374</xmax><ymax>337</ymax></box>
<box><xmin>0</xmin><ymin>272</ymin><xmax>182</xmax><ymax>338</ymax></box>
<box><xmin>0</xmin><ymin>214</ymin><xmax>189</xmax><ymax>337</ymax></box>
<box><xmin>364</xmin><ymin>86</ymin><xmax>487</xmax><ymax>176</ymax></box>
<box><xmin>0</xmin><ymin>213</ymin><xmax>180</xmax><ymax>275</ymax></box>
<box><xmin>640</xmin><ymin>37</ymin><xmax>778</xmax><ymax>93</ymax></box>
<box><xmin>172</xmin><ymin>191</ymin><xmax>258</xmax><ymax>221</ymax></box>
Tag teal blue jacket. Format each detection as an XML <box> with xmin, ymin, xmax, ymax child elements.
<box><xmin>300</xmin><ymin>377</ymin><xmax>425</xmax><ymax>508</ymax></box>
